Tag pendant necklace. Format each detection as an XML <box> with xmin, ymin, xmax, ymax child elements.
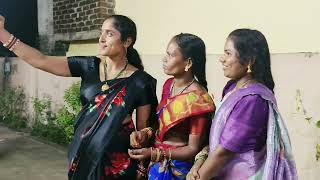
<box><xmin>101</xmin><ymin>58</ymin><xmax>128</xmax><ymax>91</ymax></box>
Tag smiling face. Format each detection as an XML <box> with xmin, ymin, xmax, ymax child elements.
<box><xmin>98</xmin><ymin>18</ymin><xmax>127</xmax><ymax>57</ymax></box>
<box><xmin>220</xmin><ymin>38</ymin><xmax>248</xmax><ymax>80</ymax></box>
<box><xmin>162</xmin><ymin>39</ymin><xmax>189</xmax><ymax>77</ymax></box>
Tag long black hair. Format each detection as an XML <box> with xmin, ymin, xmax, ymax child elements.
<box><xmin>173</xmin><ymin>33</ymin><xmax>208</xmax><ymax>91</ymax></box>
<box><xmin>228</xmin><ymin>29</ymin><xmax>275</xmax><ymax>91</ymax></box>
<box><xmin>107</xmin><ymin>15</ymin><xmax>144</xmax><ymax>70</ymax></box>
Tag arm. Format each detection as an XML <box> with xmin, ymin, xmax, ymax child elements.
<box><xmin>187</xmin><ymin>145</ymin><xmax>209</xmax><ymax>180</ymax></box>
<box><xmin>168</xmin><ymin>116</ymin><xmax>208</xmax><ymax>161</ymax></box>
<box><xmin>129</xmin><ymin>115</ymin><xmax>209</xmax><ymax>162</ymax></box>
<box><xmin>197</xmin><ymin>145</ymin><xmax>236</xmax><ymax>180</ymax></box>
<box><xmin>198</xmin><ymin>95</ymin><xmax>268</xmax><ymax>179</ymax></box>
<box><xmin>0</xmin><ymin>15</ymin><xmax>71</xmax><ymax>76</ymax></box>
<box><xmin>136</xmin><ymin>104</ymin><xmax>151</xmax><ymax>130</ymax></box>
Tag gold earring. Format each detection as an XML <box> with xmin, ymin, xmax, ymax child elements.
<box><xmin>247</xmin><ymin>65</ymin><xmax>252</xmax><ymax>73</ymax></box>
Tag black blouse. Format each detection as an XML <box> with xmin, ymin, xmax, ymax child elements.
<box><xmin>67</xmin><ymin>56</ymin><xmax>157</xmax><ymax>108</ymax></box>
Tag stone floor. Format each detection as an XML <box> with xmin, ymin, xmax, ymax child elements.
<box><xmin>0</xmin><ymin>126</ymin><xmax>68</xmax><ymax>180</ymax></box>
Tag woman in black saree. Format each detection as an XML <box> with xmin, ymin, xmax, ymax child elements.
<box><xmin>0</xmin><ymin>14</ymin><xmax>158</xmax><ymax>179</ymax></box>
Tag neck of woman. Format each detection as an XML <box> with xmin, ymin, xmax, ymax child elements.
<box><xmin>173</xmin><ymin>73</ymin><xmax>194</xmax><ymax>88</ymax></box>
<box><xmin>236</xmin><ymin>73</ymin><xmax>253</xmax><ymax>84</ymax></box>
<box><xmin>234</xmin><ymin>73</ymin><xmax>256</xmax><ymax>89</ymax></box>
<box><xmin>103</xmin><ymin>55</ymin><xmax>127</xmax><ymax>71</ymax></box>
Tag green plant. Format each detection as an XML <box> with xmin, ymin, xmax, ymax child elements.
<box><xmin>0</xmin><ymin>87</ymin><xmax>27</xmax><ymax>130</ymax></box>
<box><xmin>295</xmin><ymin>89</ymin><xmax>320</xmax><ymax>161</ymax></box>
<box><xmin>30</xmin><ymin>82</ymin><xmax>80</xmax><ymax>145</ymax></box>
<box><xmin>56</xmin><ymin>81</ymin><xmax>81</xmax><ymax>143</ymax></box>
<box><xmin>32</xmin><ymin>97</ymin><xmax>55</xmax><ymax>124</ymax></box>
<box><xmin>31</xmin><ymin>96</ymin><xmax>68</xmax><ymax>145</ymax></box>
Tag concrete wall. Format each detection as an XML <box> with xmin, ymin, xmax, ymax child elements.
<box><xmin>37</xmin><ymin>0</ymin><xmax>55</xmax><ymax>54</ymax></box>
<box><xmin>115</xmin><ymin>0</ymin><xmax>320</xmax><ymax>54</ymax></box>
<box><xmin>7</xmin><ymin>58</ymin><xmax>79</xmax><ymax>125</ymax></box>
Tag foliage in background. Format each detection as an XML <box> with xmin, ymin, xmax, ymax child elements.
<box><xmin>31</xmin><ymin>96</ymin><xmax>68</xmax><ymax>145</ymax></box>
<box><xmin>295</xmin><ymin>89</ymin><xmax>320</xmax><ymax>161</ymax></box>
<box><xmin>31</xmin><ymin>81</ymin><xmax>81</xmax><ymax>145</ymax></box>
<box><xmin>0</xmin><ymin>82</ymin><xmax>81</xmax><ymax>145</ymax></box>
<box><xmin>0</xmin><ymin>87</ymin><xmax>27</xmax><ymax>130</ymax></box>
<box><xmin>56</xmin><ymin>81</ymin><xmax>81</xmax><ymax>143</ymax></box>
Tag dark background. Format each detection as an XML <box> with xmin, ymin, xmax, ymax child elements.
<box><xmin>0</xmin><ymin>0</ymin><xmax>38</xmax><ymax>56</ymax></box>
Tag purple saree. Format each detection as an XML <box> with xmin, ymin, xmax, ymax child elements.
<box><xmin>209</xmin><ymin>82</ymin><xmax>298</xmax><ymax>180</ymax></box>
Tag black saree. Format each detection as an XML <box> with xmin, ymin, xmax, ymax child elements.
<box><xmin>68</xmin><ymin>70</ymin><xmax>157</xmax><ymax>180</ymax></box>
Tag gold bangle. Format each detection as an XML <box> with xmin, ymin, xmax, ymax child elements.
<box><xmin>195</xmin><ymin>149</ymin><xmax>208</xmax><ymax>162</ymax></box>
<box><xmin>150</xmin><ymin>147</ymin><xmax>154</xmax><ymax>162</ymax></box>
<box><xmin>155</xmin><ymin>148</ymin><xmax>161</xmax><ymax>162</ymax></box>
<box><xmin>141</xmin><ymin>127</ymin><xmax>153</xmax><ymax>139</ymax></box>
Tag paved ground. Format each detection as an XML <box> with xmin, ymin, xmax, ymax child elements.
<box><xmin>0</xmin><ymin>126</ymin><xmax>68</xmax><ymax>180</ymax></box>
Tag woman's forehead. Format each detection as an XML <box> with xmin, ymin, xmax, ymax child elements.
<box><xmin>101</xmin><ymin>19</ymin><xmax>116</xmax><ymax>30</ymax></box>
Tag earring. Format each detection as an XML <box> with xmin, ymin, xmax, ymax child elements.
<box><xmin>247</xmin><ymin>65</ymin><xmax>252</xmax><ymax>73</ymax></box>
<box><xmin>185</xmin><ymin>66</ymin><xmax>189</xmax><ymax>72</ymax></box>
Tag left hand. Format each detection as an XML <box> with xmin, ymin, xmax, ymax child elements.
<box><xmin>128</xmin><ymin>148</ymin><xmax>151</xmax><ymax>161</ymax></box>
<box><xmin>130</xmin><ymin>130</ymin><xmax>149</xmax><ymax>148</ymax></box>
<box><xmin>136</xmin><ymin>172</ymin><xmax>147</xmax><ymax>180</ymax></box>
<box><xmin>186</xmin><ymin>159</ymin><xmax>205</xmax><ymax>180</ymax></box>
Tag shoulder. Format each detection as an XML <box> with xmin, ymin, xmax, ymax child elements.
<box><xmin>131</xmin><ymin>70</ymin><xmax>157</xmax><ymax>87</ymax></box>
<box><xmin>68</xmin><ymin>56</ymin><xmax>99</xmax><ymax>67</ymax></box>
<box><xmin>68</xmin><ymin>56</ymin><xmax>98</xmax><ymax>62</ymax></box>
<box><xmin>236</xmin><ymin>94</ymin><xmax>268</xmax><ymax>109</ymax></box>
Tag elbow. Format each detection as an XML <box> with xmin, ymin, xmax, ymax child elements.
<box><xmin>32</xmin><ymin>54</ymin><xmax>47</xmax><ymax>69</ymax></box>
<box><xmin>189</xmin><ymin>145</ymin><xmax>202</xmax><ymax>158</ymax></box>
<box><xmin>214</xmin><ymin>146</ymin><xmax>236</xmax><ymax>162</ymax></box>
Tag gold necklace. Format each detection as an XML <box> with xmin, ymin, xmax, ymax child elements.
<box><xmin>101</xmin><ymin>58</ymin><xmax>128</xmax><ymax>91</ymax></box>
<box><xmin>223</xmin><ymin>78</ymin><xmax>255</xmax><ymax>100</ymax></box>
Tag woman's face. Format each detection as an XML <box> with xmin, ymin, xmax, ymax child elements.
<box><xmin>220</xmin><ymin>38</ymin><xmax>248</xmax><ymax>79</ymax></box>
<box><xmin>162</xmin><ymin>40</ymin><xmax>189</xmax><ymax>76</ymax></box>
<box><xmin>99</xmin><ymin>18</ymin><xmax>126</xmax><ymax>57</ymax></box>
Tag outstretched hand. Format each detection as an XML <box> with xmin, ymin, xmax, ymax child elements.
<box><xmin>0</xmin><ymin>15</ymin><xmax>5</xmax><ymax>30</ymax></box>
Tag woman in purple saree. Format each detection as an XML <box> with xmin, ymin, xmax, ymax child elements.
<box><xmin>187</xmin><ymin>29</ymin><xmax>298</xmax><ymax>180</ymax></box>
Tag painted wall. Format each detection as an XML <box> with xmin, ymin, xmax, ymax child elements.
<box><xmin>7</xmin><ymin>58</ymin><xmax>79</xmax><ymax>125</ymax></box>
<box><xmin>114</xmin><ymin>0</ymin><xmax>320</xmax><ymax>54</ymax></box>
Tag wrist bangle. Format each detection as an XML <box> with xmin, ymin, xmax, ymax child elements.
<box><xmin>141</xmin><ymin>127</ymin><xmax>153</xmax><ymax>139</ymax></box>
<box><xmin>3</xmin><ymin>34</ymin><xmax>14</xmax><ymax>47</ymax></box>
<box><xmin>9</xmin><ymin>39</ymin><xmax>20</xmax><ymax>51</ymax></box>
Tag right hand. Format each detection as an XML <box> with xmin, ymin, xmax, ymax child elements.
<box><xmin>0</xmin><ymin>15</ymin><xmax>5</xmax><ymax>30</ymax></box>
<box><xmin>130</xmin><ymin>130</ymin><xmax>148</xmax><ymax>148</ymax></box>
<box><xmin>186</xmin><ymin>159</ymin><xmax>205</xmax><ymax>180</ymax></box>
<box><xmin>128</xmin><ymin>148</ymin><xmax>151</xmax><ymax>161</ymax></box>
